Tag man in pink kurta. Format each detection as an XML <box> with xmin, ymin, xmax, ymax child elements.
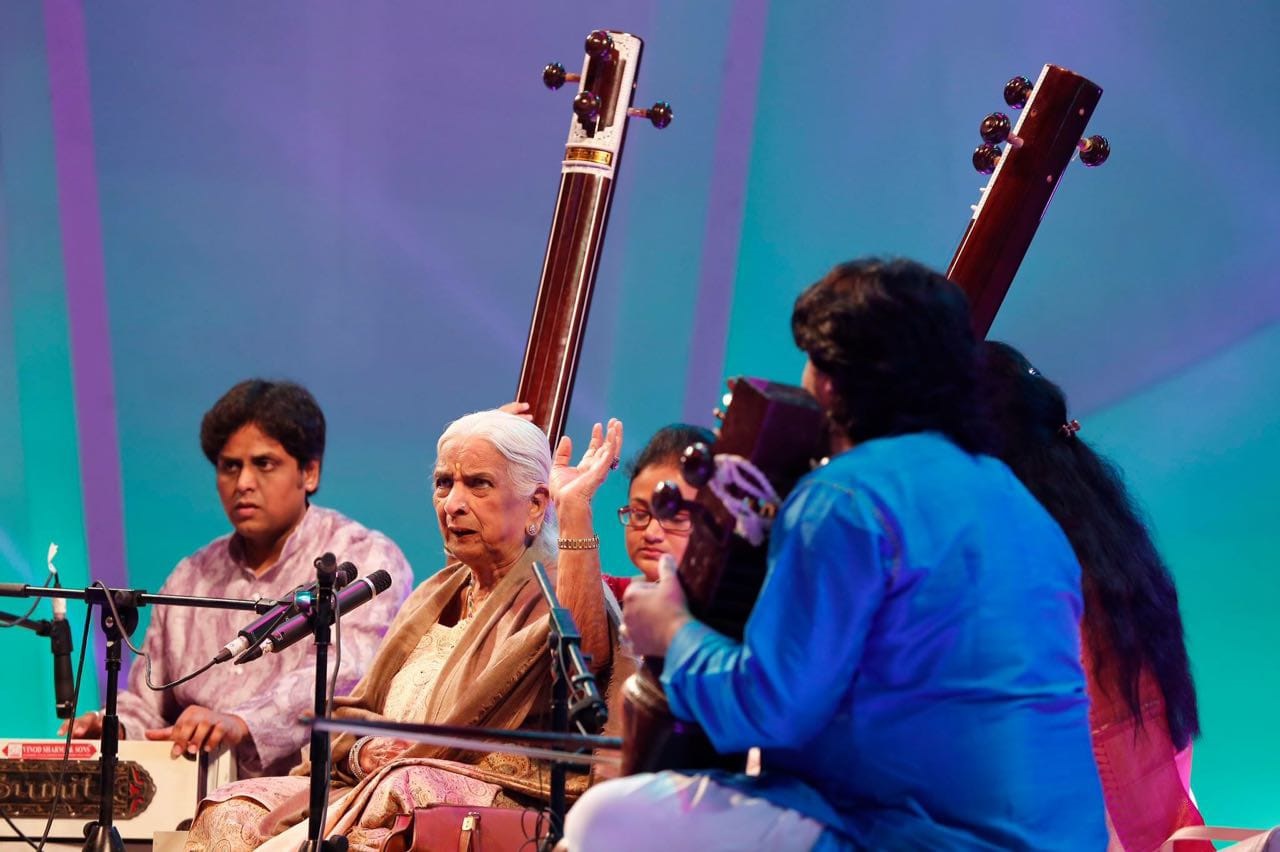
<box><xmin>63</xmin><ymin>380</ymin><xmax>413</xmax><ymax>777</ymax></box>
<box><xmin>116</xmin><ymin>504</ymin><xmax>412</xmax><ymax>777</ymax></box>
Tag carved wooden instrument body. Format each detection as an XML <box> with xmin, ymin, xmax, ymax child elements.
<box><xmin>621</xmin><ymin>379</ymin><xmax>827</xmax><ymax>775</ymax></box>
<box><xmin>518</xmin><ymin>30</ymin><xmax>670</xmax><ymax>441</ymax></box>
<box><xmin>621</xmin><ymin>64</ymin><xmax>1107</xmax><ymax>776</ymax></box>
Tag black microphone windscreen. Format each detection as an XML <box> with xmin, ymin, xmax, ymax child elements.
<box><xmin>366</xmin><ymin>569</ymin><xmax>392</xmax><ymax>594</ymax></box>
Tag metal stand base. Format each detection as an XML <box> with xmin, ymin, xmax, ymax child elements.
<box><xmin>81</xmin><ymin>823</ymin><xmax>125</xmax><ymax>852</ymax></box>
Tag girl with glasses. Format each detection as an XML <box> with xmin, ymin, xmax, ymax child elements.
<box><xmin>605</xmin><ymin>424</ymin><xmax>715</xmax><ymax>602</ymax></box>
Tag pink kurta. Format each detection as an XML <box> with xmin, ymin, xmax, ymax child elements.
<box><xmin>115</xmin><ymin>505</ymin><xmax>414</xmax><ymax>777</ymax></box>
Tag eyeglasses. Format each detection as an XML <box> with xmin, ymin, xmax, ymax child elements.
<box><xmin>616</xmin><ymin>505</ymin><xmax>693</xmax><ymax>534</ymax></box>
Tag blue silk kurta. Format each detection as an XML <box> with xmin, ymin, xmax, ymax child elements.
<box><xmin>662</xmin><ymin>433</ymin><xmax>1107</xmax><ymax>850</ymax></box>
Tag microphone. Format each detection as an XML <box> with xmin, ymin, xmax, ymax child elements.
<box><xmin>50</xmin><ymin>597</ymin><xmax>75</xmax><ymax>719</ymax></box>
<box><xmin>213</xmin><ymin>563</ymin><xmax>357</xmax><ymax>663</ymax></box>
<box><xmin>235</xmin><ymin>569</ymin><xmax>393</xmax><ymax>664</ymax></box>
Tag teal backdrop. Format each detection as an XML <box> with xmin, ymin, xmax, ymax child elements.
<box><xmin>1</xmin><ymin>0</ymin><xmax>1276</xmax><ymax>831</ymax></box>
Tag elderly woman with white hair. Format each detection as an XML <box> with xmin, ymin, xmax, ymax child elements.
<box><xmin>186</xmin><ymin>409</ymin><xmax>623</xmax><ymax>851</ymax></box>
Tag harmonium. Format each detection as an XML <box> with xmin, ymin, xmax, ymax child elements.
<box><xmin>0</xmin><ymin>739</ymin><xmax>234</xmax><ymax>847</ymax></box>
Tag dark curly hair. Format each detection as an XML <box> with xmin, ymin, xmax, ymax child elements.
<box><xmin>626</xmin><ymin>423</ymin><xmax>717</xmax><ymax>482</ymax></box>
<box><xmin>791</xmin><ymin>258</ymin><xmax>989</xmax><ymax>454</ymax></box>
<box><xmin>200</xmin><ymin>380</ymin><xmax>326</xmax><ymax>495</ymax></box>
<box><xmin>983</xmin><ymin>341</ymin><xmax>1200</xmax><ymax>748</ymax></box>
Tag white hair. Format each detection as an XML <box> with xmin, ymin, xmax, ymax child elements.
<box><xmin>435</xmin><ymin>409</ymin><xmax>558</xmax><ymax>563</ymax></box>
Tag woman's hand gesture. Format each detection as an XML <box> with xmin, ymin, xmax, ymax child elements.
<box><xmin>550</xmin><ymin>418</ymin><xmax>623</xmax><ymax>511</ymax></box>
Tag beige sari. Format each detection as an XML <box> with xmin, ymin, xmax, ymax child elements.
<box><xmin>187</xmin><ymin>553</ymin><xmax>620</xmax><ymax>852</ymax></box>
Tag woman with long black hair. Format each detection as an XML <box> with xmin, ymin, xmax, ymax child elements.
<box><xmin>983</xmin><ymin>341</ymin><xmax>1204</xmax><ymax>852</ymax></box>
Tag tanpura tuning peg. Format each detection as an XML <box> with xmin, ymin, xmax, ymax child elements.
<box><xmin>544</xmin><ymin>31</ymin><xmax>614</xmax><ymax>93</ymax></box>
<box><xmin>979</xmin><ymin>112</ymin><xmax>1023</xmax><ymax>148</ymax></box>
<box><xmin>542</xmin><ymin>62</ymin><xmax>581</xmax><ymax>91</ymax></box>
<box><xmin>585</xmin><ymin>30</ymin><xmax>614</xmax><ymax>59</ymax></box>
<box><xmin>972</xmin><ymin>143</ymin><xmax>1002</xmax><ymax>174</ymax></box>
<box><xmin>1078</xmin><ymin>134</ymin><xmax>1110</xmax><ymax>167</ymax></box>
<box><xmin>1003</xmin><ymin>75</ymin><xmax>1034</xmax><ymax>109</ymax></box>
<box><xmin>627</xmin><ymin>101</ymin><xmax>674</xmax><ymax>129</ymax></box>
<box><xmin>573</xmin><ymin>90</ymin><xmax>602</xmax><ymax>124</ymax></box>
<box><xmin>680</xmin><ymin>442</ymin><xmax>715</xmax><ymax>489</ymax></box>
<box><xmin>651</xmin><ymin>480</ymin><xmax>686</xmax><ymax>520</ymax></box>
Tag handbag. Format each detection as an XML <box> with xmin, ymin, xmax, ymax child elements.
<box><xmin>378</xmin><ymin>805</ymin><xmax>549</xmax><ymax>852</ymax></box>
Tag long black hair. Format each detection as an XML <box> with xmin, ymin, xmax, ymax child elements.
<box><xmin>983</xmin><ymin>341</ymin><xmax>1199</xmax><ymax>748</ymax></box>
<box><xmin>791</xmin><ymin>258</ymin><xmax>990</xmax><ymax>455</ymax></box>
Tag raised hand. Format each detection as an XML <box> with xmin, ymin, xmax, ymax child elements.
<box><xmin>550</xmin><ymin>418</ymin><xmax>623</xmax><ymax>510</ymax></box>
<box><xmin>498</xmin><ymin>401</ymin><xmax>534</xmax><ymax>422</ymax></box>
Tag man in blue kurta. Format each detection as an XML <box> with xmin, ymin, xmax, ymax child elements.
<box><xmin>564</xmin><ymin>259</ymin><xmax>1106</xmax><ymax>851</ymax></box>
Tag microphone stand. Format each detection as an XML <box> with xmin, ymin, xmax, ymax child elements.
<box><xmin>85</xmin><ymin>593</ymin><xmax>136</xmax><ymax>852</ymax></box>
<box><xmin>0</xmin><ymin>583</ymin><xmax>284</xmax><ymax>852</ymax></box>
<box><xmin>0</xmin><ymin>608</ymin><xmax>52</xmax><ymax>634</ymax></box>
<box><xmin>0</xmin><ymin>606</ymin><xmax>72</xmax><ymax>717</ymax></box>
<box><xmin>530</xmin><ymin>562</ymin><xmax>607</xmax><ymax>848</ymax></box>
<box><xmin>300</xmin><ymin>554</ymin><xmax>346</xmax><ymax>852</ymax></box>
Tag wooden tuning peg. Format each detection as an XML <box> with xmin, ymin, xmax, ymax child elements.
<box><xmin>651</xmin><ymin>480</ymin><xmax>686</xmax><ymax>520</ymax></box>
<box><xmin>573</xmin><ymin>91</ymin><xmax>602</xmax><ymax>123</ymax></box>
<box><xmin>627</xmin><ymin>101</ymin><xmax>674</xmax><ymax>129</ymax></box>
<box><xmin>972</xmin><ymin>143</ymin><xmax>1002</xmax><ymax>174</ymax></box>
<box><xmin>542</xmin><ymin>62</ymin><xmax>581</xmax><ymax>91</ymax></box>
<box><xmin>980</xmin><ymin>112</ymin><xmax>1023</xmax><ymax>148</ymax></box>
<box><xmin>585</xmin><ymin>30</ymin><xmax>614</xmax><ymax>59</ymax></box>
<box><xmin>1004</xmin><ymin>75</ymin><xmax>1033</xmax><ymax>109</ymax></box>
<box><xmin>680</xmin><ymin>442</ymin><xmax>715</xmax><ymax>488</ymax></box>
<box><xmin>1078</xmin><ymin>134</ymin><xmax>1110</xmax><ymax>167</ymax></box>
